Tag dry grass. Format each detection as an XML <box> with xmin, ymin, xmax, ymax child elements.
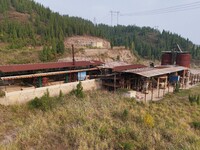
<box><xmin>0</xmin><ymin>46</ymin><xmax>41</xmax><ymax>65</ymax></box>
<box><xmin>0</xmin><ymin>85</ymin><xmax>200</xmax><ymax>149</ymax></box>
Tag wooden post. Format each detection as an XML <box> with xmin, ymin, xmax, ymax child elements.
<box><xmin>157</xmin><ymin>77</ymin><xmax>160</xmax><ymax>98</ymax></box>
<box><xmin>114</xmin><ymin>74</ymin><xmax>116</xmax><ymax>93</ymax></box>
<box><xmin>163</xmin><ymin>81</ymin><xmax>165</xmax><ymax>97</ymax></box>
<box><xmin>151</xmin><ymin>80</ymin><xmax>153</xmax><ymax>101</ymax></box>
<box><xmin>168</xmin><ymin>82</ymin><xmax>170</xmax><ymax>93</ymax></box>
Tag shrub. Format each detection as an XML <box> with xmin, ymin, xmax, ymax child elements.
<box><xmin>71</xmin><ymin>81</ymin><xmax>85</xmax><ymax>98</ymax></box>
<box><xmin>28</xmin><ymin>90</ymin><xmax>54</xmax><ymax>111</ymax></box>
<box><xmin>119</xmin><ymin>142</ymin><xmax>134</xmax><ymax>150</ymax></box>
<box><xmin>188</xmin><ymin>94</ymin><xmax>200</xmax><ymax>105</ymax></box>
<box><xmin>143</xmin><ymin>113</ymin><xmax>154</xmax><ymax>128</ymax></box>
<box><xmin>191</xmin><ymin>122</ymin><xmax>200</xmax><ymax>130</ymax></box>
<box><xmin>122</xmin><ymin>109</ymin><xmax>129</xmax><ymax>121</ymax></box>
<box><xmin>0</xmin><ymin>89</ymin><xmax>5</xmax><ymax>97</ymax></box>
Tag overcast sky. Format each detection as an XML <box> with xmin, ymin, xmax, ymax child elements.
<box><xmin>33</xmin><ymin>0</ymin><xmax>200</xmax><ymax>45</ymax></box>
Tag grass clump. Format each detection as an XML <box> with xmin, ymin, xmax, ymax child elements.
<box><xmin>143</xmin><ymin>113</ymin><xmax>154</xmax><ymax>128</ymax></box>
<box><xmin>119</xmin><ymin>142</ymin><xmax>134</xmax><ymax>150</ymax></box>
<box><xmin>0</xmin><ymin>89</ymin><xmax>5</xmax><ymax>97</ymax></box>
<box><xmin>191</xmin><ymin>122</ymin><xmax>200</xmax><ymax>130</ymax></box>
<box><xmin>189</xmin><ymin>94</ymin><xmax>200</xmax><ymax>105</ymax></box>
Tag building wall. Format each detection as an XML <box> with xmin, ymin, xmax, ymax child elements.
<box><xmin>0</xmin><ymin>79</ymin><xmax>101</xmax><ymax>105</ymax></box>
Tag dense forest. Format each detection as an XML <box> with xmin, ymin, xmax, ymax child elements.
<box><xmin>0</xmin><ymin>0</ymin><xmax>200</xmax><ymax>61</ymax></box>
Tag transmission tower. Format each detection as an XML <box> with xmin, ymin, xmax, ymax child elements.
<box><xmin>110</xmin><ymin>11</ymin><xmax>120</xmax><ymax>26</ymax></box>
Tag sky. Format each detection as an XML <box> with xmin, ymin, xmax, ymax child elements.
<box><xmin>33</xmin><ymin>0</ymin><xmax>200</xmax><ymax>45</ymax></box>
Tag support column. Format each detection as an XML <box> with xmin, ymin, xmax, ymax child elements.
<box><xmin>38</xmin><ymin>76</ymin><xmax>42</xmax><ymax>87</ymax></box>
<box><xmin>65</xmin><ymin>74</ymin><xmax>68</xmax><ymax>83</ymax></box>
<box><xmin>157</xmin><ymin>77</ymin><xmax>160</xmax><ymax>98</ymax></box>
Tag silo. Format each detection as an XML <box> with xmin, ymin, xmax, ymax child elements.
<box><xmin>176</xmin><ymin>52</ymin><xmax>191</xmax><ymax>68</ymax></box>
<box><xmin>161</xmin><ymin>52</ymin><xmax>173</xmax><ymax>65</ymax></box>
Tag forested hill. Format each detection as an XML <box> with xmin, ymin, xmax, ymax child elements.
<box><xmin>0</xmin><ymin>0</ymin><xmax>200</xmax><ymax>61</ymax></box>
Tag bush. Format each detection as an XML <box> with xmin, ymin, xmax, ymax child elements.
<box><xmin>28</xmin><ymin>90</ymin><xmax>54</xmax><ymax>111</ymax></box>
<box><xmin>174</xmin><ymin>83</ymin><xmax>180</xmax><ymax>93</ymax></box>
<box><xmin>0</xmin><ymin>90</ymin><xmax>5</xmax><ymax>97</ymax></box>
<box><xmin>122</xmin><ymin>109</ymin><xmax>129</xmax><ymax>121</ymax></box>
<box><xmin>71</xmin><ymin>81</ymin><xmax>85</xmax><ymax>98</ymax></box>
<box><xmin>191</xmin><ymin>122</ymin><xmax>200</xmax><ymax>130</ymax></box>
<box><xmin>188</xmin><ymin>94</ymin><xmax>200</xmax><ymax>105</ymax></box>
<box><xmin>143</xmin><ymin>113</ymin><xmax>154</xmax><ymax>128</ymax></box>
<box><xmin>119</xmin><ymin>142</ymin><xmax>134</xmax><ymax>150</ymax></box>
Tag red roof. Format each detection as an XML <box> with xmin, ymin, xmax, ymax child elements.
<box><xmin>113</xmin><ymin>64</ymin><xmax>147</xmax><ymax>72</ymax></box>
<box><xmin>0</xmin><ymin>61</ymin><xmax>103</xmax><ymax>73</ymax></box>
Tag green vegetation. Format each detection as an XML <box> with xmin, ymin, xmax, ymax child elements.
<box><xmin>70</xmin><ymin>81</ymin><xmax>85</xmax><ymax>98</ymax></box>
<box><xmin>28</xmin><ymin>90</ymin><xmax>53</xmax><ymax>111</ymax></box>
<box><xmin>0</xmin><ymin>89</ymin><xmax>5</xmax><ymax>97</ymax></box>
<box><xmin>189</xmin><ymin>94</ymin><xmax>200</xmax><ymax>105</ymax></box>
<box><xmin>0</xmin><ymin>0</ymin><xmax>199</xmax><ymax>63</ymax></box>
<box><xmin>0</xmin><ymin>85</ymin><xmax>200</xmax><ymax>149</ymax></box>
<box><xmin>191</xmin><ymin>122</ymin><xmax>200</xmax><ymax>130</ymax></box>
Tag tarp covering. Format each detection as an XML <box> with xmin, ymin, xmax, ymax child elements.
<box><xmin>78</xmin><ymin>72</ymin><xmax>86</xmax><ymax>81</ymax></box>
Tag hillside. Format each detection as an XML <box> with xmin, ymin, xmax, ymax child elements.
<box><xmin>60</xmin><ymin>36</ymin><xmax>138</xmax><ymax>63</ymax></box>
<box><xmin>0</xmin><ymin>0</ymin><xmax>200</xmax><ymax>65</ymax></box>
<box><xmin>0</xmin><ymin>85</ymin><xmax>200</xmax><ymax>149</ymax></box>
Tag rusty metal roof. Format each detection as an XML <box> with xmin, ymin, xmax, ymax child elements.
<box><xmin>1</xmin><ymin>68</ymin><xmax>98</xmax><ymax>80</ymax></box>
<box><xmin>113</xmin><ymin>64</ymin><xmax>147</xmax><ymax>72</ymax></box>
<box><xmin>103</xmin><ymin>61</ymin><xmax>130</xmax><ymax>69</ymax></box>
<box><xmin>123</xmin><ymin>66</ymin><xmax>187</xmax><ymax>77</ymax></box>
<box><xmin>0</xmin><ymin>61</ymin><xmax>103</xmax><ymax>73</ymax></box>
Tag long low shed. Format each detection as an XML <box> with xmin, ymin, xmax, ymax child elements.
<box><xmin>122</xmin><ymin>66</ymin><xmax>187</xmax><ymax>77</ymax></box>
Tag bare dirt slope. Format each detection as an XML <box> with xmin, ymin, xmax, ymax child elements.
<box><xmin>62</xmin><ymin>36</ymin><xmax>138</xmax><ymax>63</ymax></box>
<box><xmin>64</xmin><ymin>36</ymin><xmax>110</xmax><ymax>49</ymax></box>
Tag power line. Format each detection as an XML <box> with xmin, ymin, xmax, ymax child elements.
<box><xmin>121</xmin><ymin>1</ymin><xmax>200</xmax><ymax>16</ymax></box>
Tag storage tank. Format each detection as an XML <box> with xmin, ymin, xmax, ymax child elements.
<box><xmin>176</xmin><ymin>52</ymin><xmax>191</xmax><ymax>68</ymax></box>
<box><xmin>161</xmin><ymin>52</ymin><xmax>173</xmax><ymax>65</ymax></box>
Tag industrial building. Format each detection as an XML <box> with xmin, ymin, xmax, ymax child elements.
<box><xmin>0</xmin><ymin>60</ymin><xmax>103</xmax><ymax>92</ymax></box>
<box><xmin>0</xmin><ymin>44</ymin><xmax>200</xmax><ymax>104</ymax></box>
<box><xmin>100</xmin><ymin>46</ymin><xmax>200</xmax><ymax>101</ymax></box>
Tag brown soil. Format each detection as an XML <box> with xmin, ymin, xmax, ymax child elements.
<box><xmin>62</xmin><ymin>36</ymin><xmax>138</xmax><ymax>63</ymax></box>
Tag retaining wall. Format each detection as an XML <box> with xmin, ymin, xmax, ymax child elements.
<box><xmin>0</xmin><ymin>79</ymin><xmax>101</xmax><ymax>105</ymax></box>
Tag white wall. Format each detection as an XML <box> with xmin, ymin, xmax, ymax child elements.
<box><xmin>0</xmin><ymin>79</ymin><xmax>101</xmax><ymax>105</ymax></box>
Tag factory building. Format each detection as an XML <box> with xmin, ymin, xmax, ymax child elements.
<box><xmin>0</xmin><ymin>44</ymin><xmax>200</xmax><ymax>104</ymax></box>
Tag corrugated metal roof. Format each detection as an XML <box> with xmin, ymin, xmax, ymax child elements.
<box><xmin>0</xmin><ymin>61</ymin><xmax>103</xmax><ymax>73</ymax></box>
<box><xmin>113</xmin><ymin>64</ymin><xmax>147</xmax><ymax>72</ymax></box>
<box><xmin>124</xmin><ymin>66</ymin><xmax>187</xmax><ymax>77</ymax></box>
<box><xmin>103</xmin><ymin>61</ymin><xmax>130</xmax><ymax>69</ymax></box>
<box><xmin>1</xmin><ymin>68</ymin><xmax>98</xmax><ymax>80</ymax></box>
<box><xmin>190</xmin><ymin>69</ymin><xmax>200</xmax><ymax>75</ymax></box>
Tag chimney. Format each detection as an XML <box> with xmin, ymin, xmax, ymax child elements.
<box><xmin>72</xmin><ymin>44</ymin><xmax>75</xmax><ymax>65</ymax></box>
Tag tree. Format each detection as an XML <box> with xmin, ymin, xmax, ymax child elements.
<box><xmin>56</xmin><ymin>40</ymin><xmax>65</xmax><ymax>54</ymax></box>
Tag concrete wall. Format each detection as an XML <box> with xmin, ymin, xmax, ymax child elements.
<box><xmin>0</xmin><ymin>79</ymin><xmax>101</xmax><ymax>106</ymax></box>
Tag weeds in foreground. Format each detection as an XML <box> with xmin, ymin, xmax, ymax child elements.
<box><xmin>189</xmin><ymin>94</ymin><xmax>200</xmax><ymax>105</ymax></box>
<box><xmin>191</xmin><ymin>122</ymin><xmax>200</xmax><ymax>130</ymax></box>
<box><xmin>0</xmin><ymin>86</ymin><xmax>200</xmax><ymax>149</ymax></box>
<box><xmin>0</xmin><ymin>89</ymin><xmax>5</xmax><ymax>97</ymax></box>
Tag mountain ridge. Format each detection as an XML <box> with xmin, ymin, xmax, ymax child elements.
<box><xmin>0</xmin><ymin>0</ymin><xmax>200</xmax><ymax>63</ymax></box>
